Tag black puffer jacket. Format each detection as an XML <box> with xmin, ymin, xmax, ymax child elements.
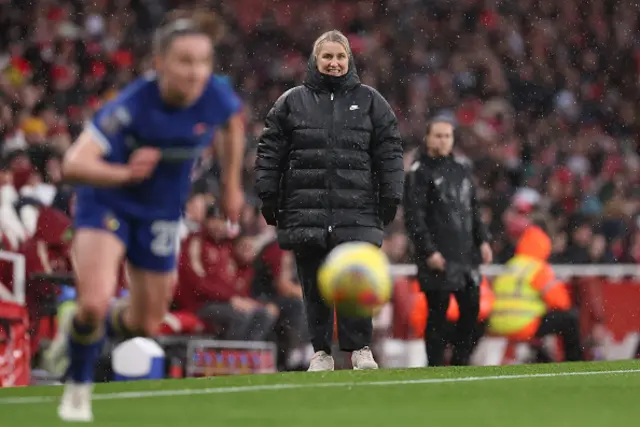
<box><xmin>255</xmin><ymin>54</ymin><xmax>404</xmax><ymax>251</ymax></box>
<box><xmin>404</xmin><ymin>149</ymin><xmax>489</xmax><ymax>291</ymax></box>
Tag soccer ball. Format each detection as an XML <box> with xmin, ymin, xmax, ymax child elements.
<box><xmin>317</xmin><ymin>242</ymin><xmax>392</xmax><ymax>317</ymax></box>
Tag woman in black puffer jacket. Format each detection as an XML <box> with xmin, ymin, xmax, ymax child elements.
<box><xmin>255</xmin><ymin>30</ymin><xmax>404</xmax><ymax>372</ymax></box>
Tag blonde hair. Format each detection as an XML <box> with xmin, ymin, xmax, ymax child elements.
<box><xmin>312</xmin><ymin>30</ymin><xmax>352</xmax><ymax>58</ymax></box>
<box><xmin>154</xmin><ymin>8</ymin><xmax>225</xmax><ymax>55</ymax></box>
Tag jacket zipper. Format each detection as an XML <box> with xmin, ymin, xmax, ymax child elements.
<box><xmin>327</xmin><ymin>92</ymin><xmax>335</xmax><ymax>234</ymax></box>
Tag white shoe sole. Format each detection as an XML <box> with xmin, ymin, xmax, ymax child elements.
<box><xmin>57</xmin><ymin>405</ymin><xmax>94</xmax><ymax>423</ymax></box>
<box><xmin>353</xmin><ymin>365</ymin><xmax>379</xmax><ymax>370</ymax></box>
<box><xmin>307</xmin><ymin>367</ymin><xmax>335</xmax><ymax>372</ymax></box>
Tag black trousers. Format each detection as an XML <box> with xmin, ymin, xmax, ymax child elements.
<box><xmin>535</xmin><ymin>310</ymin><xmax>583</xmax><ymax>362</ymax></box>
<box><xmin>444</xmin><ymin>320</ymin><xmax>486</xmax><ymax>361</ymax></box>
<box><xmin>425</xmin><ymin>284</ymin><xmax>480</xmax><ymax>366</ymax></box>
<box><xmin>295</xmin><ymin>250</ymin><xmax>372</xmax><ymax>354</ymax></box>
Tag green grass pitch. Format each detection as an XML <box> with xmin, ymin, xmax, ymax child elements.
<box><xmin>1</xmin><ymin>360</ymin><xmax>639</xmax><ymax>426</ymax></box>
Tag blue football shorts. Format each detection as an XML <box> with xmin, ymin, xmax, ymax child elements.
<box><xmin>74</xmin><ymin>195</ymin><xmax>180</xmax><ymax>273</ymax></box>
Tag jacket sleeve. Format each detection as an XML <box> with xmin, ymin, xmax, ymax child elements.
<box><xmin>404</xmin><ymin>165</ymin><xmax>437</xmax><ymax>259</ymax></box>
<box><xmin>534</xmin><ymin>265</ymin><xmax>572</xmax><ymax>311</ymax></box>
<box><xmin>255</xmin><ymin>91</ymin><xmax>291</xmax><ymax>204</ymax></box>
<box><xmin>369</xmin><ymin>88</ymin><xmax>404</xmax><ymax>207</ymax></box>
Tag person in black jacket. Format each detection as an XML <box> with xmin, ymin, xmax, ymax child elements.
<box><xmin>404</xmin><ymin>118</ymin><xmax>492</xmax><ymax>366</ymax></box>
<box><xmin>255</xmin><ymin>30</ymin><xmax>404</xmax><ymax>372</ymax></box>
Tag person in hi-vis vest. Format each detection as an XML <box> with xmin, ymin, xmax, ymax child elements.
<box><xmin>488</xmin><ymin>225</ymin><xmax>583</xmax><ymax>361</ymax></box>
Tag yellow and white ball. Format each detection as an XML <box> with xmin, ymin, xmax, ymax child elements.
<box><xmin>317</xmin><ymin>242</ymin><xmax>392</xmax><ymax>317</ymax></box>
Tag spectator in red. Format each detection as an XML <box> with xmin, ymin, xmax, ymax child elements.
<box><xmin>175</xmin><ymin>204</ymin><xmax>278</xmax><ymax>341</ymax></box>
<box><xmin>22</xmin><ymin>206</ymin><xmax>72</xmax><ymax>351</ymax></box>
<box><xmin>252</xmin><ymin>238</ymin><xmax>309</xmax><ymax>370</ymax></box>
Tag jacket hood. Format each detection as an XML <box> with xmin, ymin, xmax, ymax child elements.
<box><xmin>515</xmin><ymin>225</ymin><xmax>552</xmax><ymax>261</ymax></box>
<box><xmin>303</xmin><ymin>50</ymin><xmax>360</xmax><ymax>93</ymax></box>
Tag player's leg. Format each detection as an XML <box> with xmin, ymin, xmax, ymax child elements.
<box><xmin>124</xmin><ymin>265</ymin><xmax>176</xmax><ymax>336</ymax></box>
<box><xmin>106</xmin><ymin>219</ymin><xmax>179</xmax><ymax>340</ymax></box>
<box><xmin>59</xmin><ymin>228</ymin><xmax>125</xmax><ymax>422</ymax></box>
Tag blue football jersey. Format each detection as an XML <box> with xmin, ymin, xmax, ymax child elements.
<box><xmin>76</xmin><ymin>74</ymin><xmax>242</xmax><ymax>220</ymax></box>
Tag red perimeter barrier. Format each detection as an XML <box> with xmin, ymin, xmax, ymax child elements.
<box><xmin>391</xmin><ymin>276</ymin><xmax>640</xmax><ymax>362</ymax></box>
<box><xmin>576</xmin><ymin>278</ymin><xmax>640</xmax><ymax>356</ymax></box>
<box><xmin>0</xmin><ymin>300</ymin><xmax>31</xmax><ymax>387</ymax></box>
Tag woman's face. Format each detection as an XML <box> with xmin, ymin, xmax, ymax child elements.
<box><xmin>316</xmin><ymin>41</ymin><xmax>349</xmax><ymax>77</ymax></box>
<box><xmin>155</xmin><ymin>34</ymin><xmax>213</xmax><ymax>106</ymax></box>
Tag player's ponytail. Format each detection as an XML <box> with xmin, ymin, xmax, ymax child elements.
<box><xmin>154</xmin><ymin>8</ymin><xmax>225</xmax><ymax>55</ymax></box>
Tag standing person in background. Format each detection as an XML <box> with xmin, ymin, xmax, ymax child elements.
<box><xmin>404</xmin><ymin>118</ymin><xmax>492</xmax><ymax>366</ymax></box>
<box><xmin>255</xmin><ymin>30</ymin><xmax>404</xmax><ymax>372</ymax></box>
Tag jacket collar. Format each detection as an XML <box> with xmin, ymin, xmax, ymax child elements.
<box><xmin>303</xmin><ymin>51</ymin><xmax>360</xmax><ymax>94</ymax></box>
<box><xmin>419</xmin><ymin>147</ymin><xmax>454</xmax><ymax>165</ymax></box>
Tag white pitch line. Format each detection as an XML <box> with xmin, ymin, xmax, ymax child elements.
<box><xmin>0</xmin><ymin>368</ymin><xmax>639</xmax><ymax>405</ymax></box>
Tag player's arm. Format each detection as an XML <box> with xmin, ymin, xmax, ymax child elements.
<box><xmin>215</xmin><ymin>112</ymin><xmax>245</xmax><ymax>227</ymax></box>
<box><xmin>217</xmin><ymin>113</ymin><xmax>245</xmax><ymax>195</ymax></box>
<box><xmin>62</xmin><ymin>129</ymin><xmax>132</xmax><ymax>187</ymax></box>
<box><xmin>63</xmin><ymin>103</ymin><xmax>157</xmax><ymax>187</ymax></box>
<box><xmin>213</xmin><ymin>76</ymin><xmax>247</xmax><ymax>223</ymax></box>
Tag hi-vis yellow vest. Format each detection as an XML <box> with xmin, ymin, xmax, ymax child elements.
<box><xmin>488</xmin><ymin>255</ymin><xmax>547</xmax><ymax>336</ymax></box>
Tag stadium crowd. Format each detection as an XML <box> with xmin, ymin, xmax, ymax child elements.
<box><xmin>0</xmin><ymin>0</ymin><xmax>639</xmax><ymax>368</ymax></box>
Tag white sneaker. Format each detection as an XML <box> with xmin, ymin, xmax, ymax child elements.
<box><xmin>307</xmin><ymin>351</ymin><xmax>335</xmax><ymax>372</ymax></box>
<box><xmin>351</xmin><ymin>346</ymin><xmax>378</xmax><ymax>370</ymax></box>
<box><xmin>58</xmin><ymin>382</ymin><xmax>94</xmax><ymax>422</ymax></box>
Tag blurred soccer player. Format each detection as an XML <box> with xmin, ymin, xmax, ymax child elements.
<box><xmin>55</xmin><ymin>9</ymin><xmax>245</xmax><ymax>422</ymax></box>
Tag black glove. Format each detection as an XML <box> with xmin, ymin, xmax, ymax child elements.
<box><xmin>379</xmin><ymin>199</ymin><xmax>398</xmax><ymax>226</ymax></box>
<box><xmin>261</xmin><ymin>201</ymin><xmax>278</xmax><ymax>226</ymax></box>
